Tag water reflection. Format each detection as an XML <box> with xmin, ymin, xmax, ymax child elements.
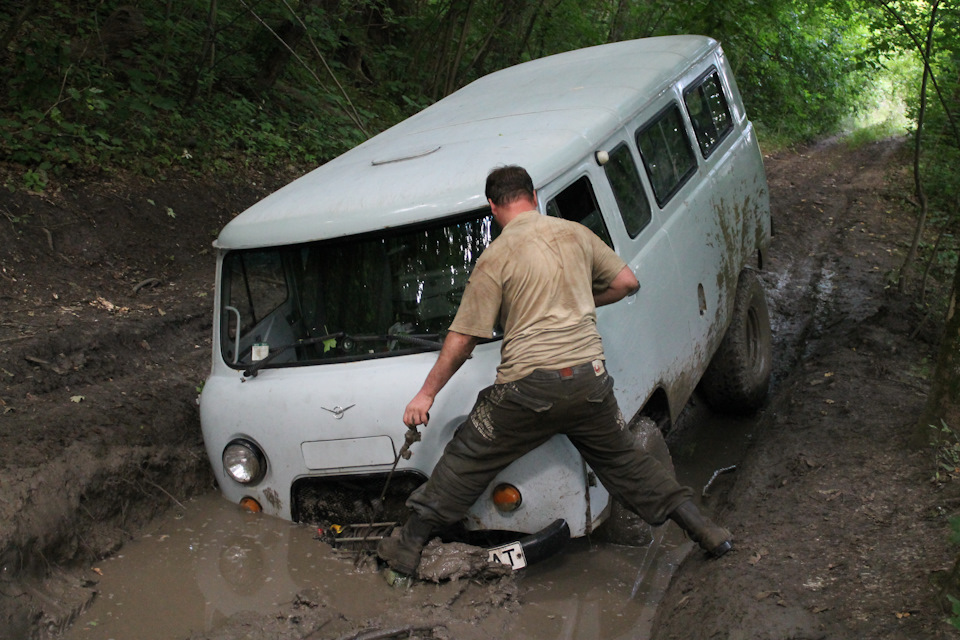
<box><xmin>65</xmin><ymin>495</ymin><xmax>379</xmax><ymax>639</ymax></box>
<box><xmin>516</xmin><ymin>529</ymin><xmax>689</xmax><ymax>640</ymax></box>
<box><xmin>65</xmin><ymin>493</ymin><xmax>689</xmax><ymax>640</ymax></box>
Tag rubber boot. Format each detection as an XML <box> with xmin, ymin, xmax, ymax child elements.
<box><xmin>669</xmin><ymin>500</ymin><xmax>732</xmax><ymax>557</ymax></box>
<box><xmin>376</xmin><ymin>513</ymin><xmax>433</xmax><ymax>576</ymax></box>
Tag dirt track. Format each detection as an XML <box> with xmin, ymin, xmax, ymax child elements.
<box><xmin>1</xmin><ymin>138</ymin><xmax>958</xmax><ymax>639</ymax></box>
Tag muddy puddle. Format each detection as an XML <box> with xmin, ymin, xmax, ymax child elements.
<box><xmin>64</xmin><ymin>491</ymin><xmax>699</xmax><ymax>640</ymax></box>
<box><xmin>61</xmin><ymin>402</ymin><xmax>755</xmax><ymax>640</ymax></box>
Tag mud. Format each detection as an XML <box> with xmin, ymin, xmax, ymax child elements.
<box><xmin>59</xmin><ymin>493</ymin><xmax>684</xmax><ymax>640</ymax></box>
<box><xmin>415</xmin><ymin>539</ymin><xmax>511</xmax><ymax>583</ymax></box>
<box><xmin>1</xmin><ymin>137</ymin><xmax>958</xmax><ymax>639</ymax></box>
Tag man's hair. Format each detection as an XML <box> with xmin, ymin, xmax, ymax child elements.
<box><xmin>485</xmin><ymin>165</ymin><xmax>534</xmax><ymax>206</ymax></box>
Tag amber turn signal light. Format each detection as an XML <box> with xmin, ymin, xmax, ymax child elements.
<box><xmin>492</xmin><ymin>483</ymin><xmax>522</xmax><ymax>512</ymax></box>
<box><xmin>239</xmin><ymin>496</ymin><xmax>262</xmax><ymax>513</ymax></box>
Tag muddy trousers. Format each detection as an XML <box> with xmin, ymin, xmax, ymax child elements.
<box><xmin>406</xmin><ymin>363</ymin><xmax>692</xmax><ymax>532</ymax></box>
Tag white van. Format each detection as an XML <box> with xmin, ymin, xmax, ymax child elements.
<box><xmin>199</xmin><ymin>35</ymin><xmax>772</xmax><ymax>561</ymax></box>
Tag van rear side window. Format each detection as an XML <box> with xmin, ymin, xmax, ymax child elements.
<box><xmin>546</xmin><ymin>176</ymin><xmax>614</xmax><ymax>248</ymax></box>
<box><xmin>603</xmin><ymin>143</ymin><xmax>651</xmax><ymax>238</ymax></box>
<box><xmin>684</xmin><ymin>70</ymin><xmax>733</xmax><ymax>157</ymax></box>
<box><xmin>636</xmin><ymin>104</ymin><xmax>697</xmax><ymax>206</ymax></box>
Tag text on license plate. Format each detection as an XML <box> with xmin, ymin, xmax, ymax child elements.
<box><xmin>488</xmin><ymin>541</ymin><xmax>526</xmax><ymax>570</ymax></box>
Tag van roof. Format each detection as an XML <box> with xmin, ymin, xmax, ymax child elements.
<box><xmin>216</xmin><ymin>35</ymin><xmax>719</xmax><ymax>250</ymax></box>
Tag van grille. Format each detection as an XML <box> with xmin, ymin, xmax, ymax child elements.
<box><xmin>291</xmin><ymin>471</ymin><xmax>427</xmax><ymax>526</ymax></box>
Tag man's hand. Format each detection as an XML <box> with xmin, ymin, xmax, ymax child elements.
<box><xmin>401</xmin><ymin>331</ymin><xmax>477</xmax><ymax>428</ymax></box>
<box><xmin>404</xmin><ymin>392</ymin><xmax>433</xmax><ymax>427</ymax></box>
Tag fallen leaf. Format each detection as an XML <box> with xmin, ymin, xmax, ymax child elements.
<box><xmin>94</xmin><ymin>296</ymin><xmax>115</xmax><ymax>311</ymax></box>
<box><xmin>92</xmin><ymin>567</ymin><xmax>103</xmax><ymax>576</ymax></box>
<box><xmin>70</xmin><ymin>396</ymin><xmax>84</xmax><ymax>403</ymax></box>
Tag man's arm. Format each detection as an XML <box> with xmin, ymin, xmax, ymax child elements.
<box><xmin>403</xmin><ymin>331</ymin><xmax>479</xmax><ymax>427</ymax></box>
<box><xmin>594</xmin><ymin>265</ymin><xmax>640</xmax><ymax>307</ymax></box>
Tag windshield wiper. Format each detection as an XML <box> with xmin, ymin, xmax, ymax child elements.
<box><xmin>386</xmin><ymin>332</ymin><xmax>444</xmax><ymax>351</ymax></box>
<box><xmin>242</xmin><ymin>332</ymin><xmax>447</xmax><ymax>378</ymax></box>
<box><xmin>243</xmin><ymin>332</ymin><xmax>344</xmax><ymax>378</ymax></box>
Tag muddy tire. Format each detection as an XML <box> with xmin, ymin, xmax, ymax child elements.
<box><xmin>699</xmin><ymin>269</ymin><xmax>772</xmax><ymax>414</ymax></box>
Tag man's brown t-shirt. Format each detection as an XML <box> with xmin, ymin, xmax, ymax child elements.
<box><xmin>449</xmin><ymin>210</ymin><xmax>627</xmax><ymax>383</ymax></box>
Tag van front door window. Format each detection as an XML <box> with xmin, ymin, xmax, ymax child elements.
<box><xmin>545</xmin><ymin>176</ymin><xmax>614</xmax><ymax>248</ymax></box>
<box><xmin>603</xmin><ymin>143</ymin><xmax>652</xmax><ymax>238</ymax></box>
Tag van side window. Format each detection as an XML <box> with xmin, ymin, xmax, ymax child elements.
<box><xmin>546</xmin><ymin>176</ymin><xmax>614</xmax><ymax>248</ymax></box>
<box><xmin>635</xmin><ymin>104</ymin><xmax>697</xmax><ymax>206</ymax></box>
<box><xmin>603</xmin><ymin>143</ymin><xmax>651</xmax><ymax>238</ymax></box>
<box><xmin>684</xmin><ymin>71</ymin><xmax>733</xmax><ymax>157</ymax></box>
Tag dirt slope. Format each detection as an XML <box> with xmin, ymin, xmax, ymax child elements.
<box><xmin>0</xmin><ymin>138</ymin><xmax>957</xmax><ymax>639</ymax></box>
<box><xmin>0</xmin><ymin>169</ymin><xmax>288</xmax><ymax>637</ymax></box>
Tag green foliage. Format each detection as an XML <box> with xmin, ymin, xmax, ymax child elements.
<box><xmin>931</xmin><ymin>419</ymin><xmax>960</xmax><ymax>483</ymax></box>
<box><xmin>0</xmin><ymin>0</ymin><xmax>899</xmax><ymax>183</ymax></box>
<box><xmin>0</xmin><ymin>0</ymin><xmax>393</xmax><ymax>181</ymax></box>
<box><xmin>950</xmin><ymin>517</ymin><xmax>960</xmax><ymax>630</ymax></box>
<box><xmin>948</xmin><ymin>594</ymin><xmax>960</xmax><ymax>630</ymax></box>
<box><xmin>866</xmin><ymin>0</ymin><xmax>960</xmax><ymax>232</ymax></box>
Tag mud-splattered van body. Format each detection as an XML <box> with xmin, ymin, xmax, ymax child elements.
<box><xmin>199</xmin><ymin>36</ymin><xmax>772</xmax><ymax>540</ymax></box>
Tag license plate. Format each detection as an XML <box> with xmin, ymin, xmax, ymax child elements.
<box><xmin>488</xmin><ymin>541</ymin><xmax>526</xmax><ymax>570</ymax></box>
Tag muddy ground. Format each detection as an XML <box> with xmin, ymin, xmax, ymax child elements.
<box><xmin>0</xmin><ymin>137</ymin><xmax>958</xmax><ymax>639</ymax></box>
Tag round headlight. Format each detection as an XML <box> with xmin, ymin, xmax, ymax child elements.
<box><xmin>222</xmin><ymin>439</ymin><xmax>266</xmax><ymax>485</ymax></box>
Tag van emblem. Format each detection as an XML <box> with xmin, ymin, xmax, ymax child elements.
<box><xmin>322</xmin><ymin>404</ymin><xmax>355</xmax><ymax>419</ymax></box>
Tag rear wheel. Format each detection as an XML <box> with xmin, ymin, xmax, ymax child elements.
<box><xmin>699</xmin><ymin>269</ymin><xmax>772</xmax><ymax>414</ymax></box>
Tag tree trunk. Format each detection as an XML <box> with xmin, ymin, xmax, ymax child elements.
<box><xmin>913</xmin><ymin>249</ymin><xmax>960</xmax><ymax>447</ymax></box>
<box><xmin>0</xmin><ymin>0</ymin><xmax>40</xmax><ymax>58</ymax></box>
<box><xmin>608</xmin><ymin>0</ymin><xmax>628</xmax><ymax>42</ymax></box>
<box><xmin>442</xmin><ymin>0</ymin><xmax>477</xmax><ymax>96</ymax></box>
<box><xmin>184</xmin><ymin>0</ymin><xmax>218</xmax><ymax>107</ymax></box>
<box><xmin>511</xmin><ymin>0</ymin><xmax>545</xmax><ymax>65</ymax></box>
<box><xmin>898</xmin><ymin>0</ymin><xmax>938</xmax><ymax>293</ymax></box>
<box><xmin>463</xmin><ymin>3</ymin><xmax>513</xmax><ymax>79</ymax></box>
<box><xmin>426</xmin><ymin>1</ymin><xmax>460</xmax><ymax>99</ymax></box>
<box><xmin>255</xmin><ymin>18</ymin><xmax>307</xmax><ymax>93</ymax></box>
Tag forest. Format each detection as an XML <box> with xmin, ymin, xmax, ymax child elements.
<box><xmin>1</xmin><ymin>0</ymin><xmax>959</xmax><ymax>635</ymax></box>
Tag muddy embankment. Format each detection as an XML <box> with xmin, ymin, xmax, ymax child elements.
<box><xmin>0</xmin><ymin>172</ymin><xmax>280</xmax><ymax>638</ymax></box>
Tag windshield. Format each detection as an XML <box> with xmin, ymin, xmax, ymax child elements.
<box><xmin>219</xmin><ymin>210</ymin><xmax>499</xmax><ymax>368</ymax></box>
